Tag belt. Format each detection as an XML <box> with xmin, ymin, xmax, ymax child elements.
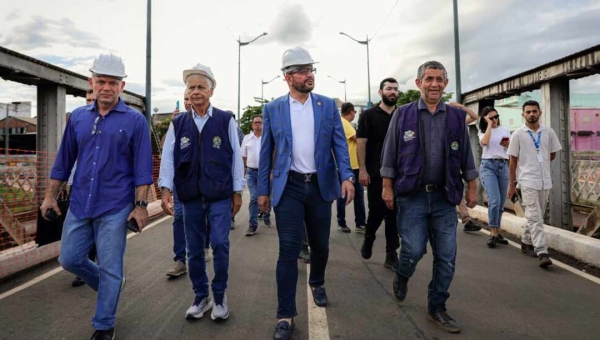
<box><xmin>289</xmin><ymin>170</ymin><xmax>317</xmax><ymax>183</ymax></box>
<box><xmin>422</xmin><ymin>184</ymin><xmax>443</xmax><ymax>192</ymax></box>
<box><xmin>482</xmin><ymin>158</ymin><xmax>508</xmax><ymax>162</ymax></box>
<box><xmin>246</xmin><ymin>167</ymin><xmax>258</xmax><ymax>171</ymax></box>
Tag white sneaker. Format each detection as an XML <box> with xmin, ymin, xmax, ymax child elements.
<box><xmin>185</xmin><ymin>295</ymin><xmax>213</xmax><ymax>320</ymax></box>
<box><xmin>211</xmin><ymin>294</ymin><xmax>229</xmax><ymax>321</ymax></box>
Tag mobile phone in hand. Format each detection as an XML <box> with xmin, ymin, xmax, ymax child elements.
<box><xmin>510</xmin><ymin>193</ymin><xmax>519</xmax><ymax>203</ymax></box>
<box><xmin>126</xmin><ymin>219</ymin><xmax>140</xmax><ymax>233</ymax></box>
<box><xmin>176</xmin><ymin>100</ymin><xmax>180</xmax><ymax>110</ymax></box>
<box><xmin>501</xmin><ymin>136</ymin><xmax>510</xmax><ymax>145</ymax></box>
<box><xmin>45</xmin><ymin>209</ymin><xmax>59</xmax><ymax>222</ymax></box>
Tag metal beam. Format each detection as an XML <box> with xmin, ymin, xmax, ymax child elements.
<box><xmin>0</xmin><ymin>46</ymin><xmax>145</xmax><ymax>109</ymax></box>
<box><xmin>541</xmin><ymin>79</ymin><xmax>573</xmax><ymax>231</ymax></box>
<box><xmin>463</xmin><ymin>44</ymin><xmax>600</xmax><ymax>104</ymax></box>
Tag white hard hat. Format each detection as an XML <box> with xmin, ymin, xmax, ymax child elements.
<box><xmin>89</xmin><ymin>53</ymin><xmax>127</xmax><ymax>79</ymax></box>
<box><xmin>183</xmin><ymin>63</ymin><xmax>216</xmax><ymax>88</ymax></box>
<box><xmin>281</xmin><ymin>47</ymin><xmax>318</xmax><ymax>71</ymax></box>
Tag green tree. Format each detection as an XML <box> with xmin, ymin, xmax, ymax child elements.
<box><xmin>240</xmin><ymin>97</ymin><xmax>269</xmax><ymax>135</ymax></box>
<box><xmin>396</xmin><ymin>89</ymin><xmax>454</xmax><ymax>106</ymax></box>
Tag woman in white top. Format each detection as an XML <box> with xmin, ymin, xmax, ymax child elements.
<box><xmin>478</xmin><ymin>107</ymin><xmax>511</xmax><ymax>248</ymax></box>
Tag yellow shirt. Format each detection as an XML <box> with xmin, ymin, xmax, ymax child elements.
<box><xmin>341</xmin><ymin>118</ymin><xmax>359</xmax><ymax>169</ymax></box>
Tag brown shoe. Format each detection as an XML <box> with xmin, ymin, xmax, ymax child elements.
<box><xmin>166</xmin><ymin>260</ymin><xmax>187</xmax><ymax>277</ymax></box>
<box><xmin>539</xmin><ymin>254</ymin><xmax>553</xmax><ymax>268</ymax></box>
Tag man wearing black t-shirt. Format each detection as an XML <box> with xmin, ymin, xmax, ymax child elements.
<box><xmin>357</xmin><ymin>78</ymin><xmax>401</xmax><ymax>270</ymax></box>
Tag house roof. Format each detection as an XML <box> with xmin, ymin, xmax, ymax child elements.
<box><xmin>0</xmin><ymin>116</ymin><xmax>37</xmax><ymax>125</ymax></box>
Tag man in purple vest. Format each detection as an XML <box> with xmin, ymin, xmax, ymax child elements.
<box><xmin>380</xmin><ymin>61</ymin><xmax>478</xmax><ymax>334</ymax></box>
<box><xmin>158</xmin><ymin>64</ymin><xmax>244</xmax><ymax>322</ymax></box>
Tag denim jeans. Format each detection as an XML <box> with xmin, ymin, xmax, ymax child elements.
<box><xmin>247</xmin><ymin>168</ymin><xmax>271</xmax><ymax>228</ymax></box>
<box><xmin>336</xmin><ymin>169</ymin><xmax>366</xmax><ymax>227</ymax></box>
<box><xmin>59</xmin><ymin>204</ymin><xmax>131</xmax><ymax>330</ymax></box>
<box><xmin>480</xmin><ymin>159</ymin><xmax>509</xmax><ymax>228</ymax></box>
<box><xmin>396</xmin><ymin>190</ymin><xmax>457</xmax><ymax>312</ymax></box>
<box><xmin>182</xmin><ymin>197</ymin><xmax>231</xmax><ymax>302</ymax></box>
<box><xmin>273</xmin><ymin>177</ymin><xmax>332</xmax><ymax>318</ymax></box>
<box><xmin>173</xmin><ymin>197</ymin><xmax>186</xmax><ymax>263</ymax></box>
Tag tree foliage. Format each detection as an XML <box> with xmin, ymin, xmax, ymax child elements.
<box><xmin>240</xmin><ymin>97</ymin><xmax>269</xmax><ymax>135</ymax></box>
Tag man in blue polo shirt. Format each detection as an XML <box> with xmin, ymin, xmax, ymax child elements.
<box><xmin>40</xmin><ymin>53</ymin><xmax>153</xmax><ymax>340</ymax></box>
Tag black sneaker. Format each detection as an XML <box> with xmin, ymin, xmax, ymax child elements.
<box><xmin>521</xmin><ymin>243</ymin><xmax>537</xmax><ymax>257</ymax></box>
<box><xmin>383</xmin><ymin>252</ymin><xmax>398</xmax><ymax>271</ymax></box>
<box><xmin>245</xmin><ymin>226</ymin><xmax>257</xmax><ymax>236</ymax></box>
<box><xmin>273</xmin><ymin>319</ymin><xmax>295</xmax><ymax>340</ymax></box>
<box><xmin>496</xmin><ymin>234</ymin><xmax>509</xmax><ymax>245</ymax></box>
<box><xmin>90</xmin><ymin>328</ymin><xmax>115</xmax><ymax>340</ymax></box>
<box><xmin>299</xmin><ymin>246</ymin><xmax>310</xmax><ymax>263</ymax></box>
<box><xmin>487</xmin><ymin>236</ymin><xmax>497</xmax><ymax>248</ymax></box>
<box><xmin>393</xmin><ymin>275</ymin><xmax>408</xmax><ymax>301</ymax></box>
<box><xmin>360</xmin><ymin>236</ymin><xmax>374</xmax><ymax>259</ymax></box>
<box><xmin>539</xmin><ymin>254</ymin><xmax>553</xmax><ymax>268</ymax></box>
<box><xmin>463</xmin><ymin>221</ymin><xmax>481</xmax><ymax>232</ymax></box>
<box><xmin>427</xmin><ymin>309</ymin><xmax>461</xmax><ymax>333</ymax></box>
<box><xmin>355</xmin><ymin>224</ymin><xmax>366</xmax><ymax>234</ymax></box>
<box><xmin>72</xmin><ymin>276</ymin><xmax>85</xmax><ymax>287</ymax></box>
<box><xmin>337</xmin><ymin>225</ymin><xmax>351</xmax><ymax>233</ymax></box>
<box><xmin>258</xmin><ymin>212</ymin><xmax>264</xmax><ymax>220</ymax></box>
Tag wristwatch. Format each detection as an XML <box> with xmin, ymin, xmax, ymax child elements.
<box><xmin>135</xmin><ymin>200</ymin><xmax>148</xmax><ymax>209</ymax></box>
<box><xmin>346</xmin><ymin>176</ymin><xmax>356</xmax><ymax>184</ymax></box>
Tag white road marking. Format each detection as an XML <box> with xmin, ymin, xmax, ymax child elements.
<box><xmin>479</xmin><ymin>228</ymin><xmax>600</xmax><ymax>285</ymax></box>
<box><xmin>306</xmin><ymin>263</ymin><xmax>331</xmax><ymax>340</ymax></box>
<box><xmin>0</xmin><ymin>215</ymin><xmax>171</xmax><ymax>301</ymax></box>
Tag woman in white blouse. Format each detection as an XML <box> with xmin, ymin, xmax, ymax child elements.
<box><xmin>478</xmin><ymin>107</ymin><xmax>511</xmax><ymax>248</ymax></box>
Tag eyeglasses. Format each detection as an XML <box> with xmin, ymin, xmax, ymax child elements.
<box><xmin>253</xmin><ymin>121</ymin><xmax>263</xmax><ymax>125</ymax></box>
<box><xmin>91</xmin><ymin>116</ymin><xmax>100</xmax><ymax>135</ymax></box>
<box><xmin>290</xmin><ymin>67</ymin><xmax>317</xmax><ymax>76</ymax></box>
<box><xmin>489</xmin><ymin>115</ymin><xmax>500</xmax><ymax>120</ymax></box>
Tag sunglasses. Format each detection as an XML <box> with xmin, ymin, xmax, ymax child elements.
<box><xmin>488</xmin><ymin>115</ymin><xmax>500</xmax><ymax>120</ymax></box>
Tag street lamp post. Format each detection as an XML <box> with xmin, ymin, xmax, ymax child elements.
<box><xmin>327</xmin><ymin>75</ymin><xmax>347</xmax><ymax>102</ymax></box>
<box><xmin>453</xmin><ymin>0</ymin><xmax>463</xmax><ymax>103</ymax></box>
<box><xmin>237</xmin><ymin>32</ymin><xmax>268</xmax><ymax>123</ymax></box>
<box><xmin>340</xmin><ymin>32</ymin><xmax>371</xmax><ymax>107</ymax></box>
<box><xmin>261</xmin><ymin>75</ymin><xmax>280</xmax><ymax>103</ymax></box>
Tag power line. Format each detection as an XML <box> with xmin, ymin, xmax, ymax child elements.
<box><xmin>370</xmin><ymin>0</ymin><xmax>400</xmax><ymax>40</ymax></box>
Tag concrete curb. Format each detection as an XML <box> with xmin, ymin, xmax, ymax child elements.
<box><xmin>469</xmin><ymin>206</ymin><xmax>600</xmax><ymax>268</ymax></box>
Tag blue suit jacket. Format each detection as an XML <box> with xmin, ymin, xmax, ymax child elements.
<box><xmin>258</xmin><ymin>93</ymin><xmax>354</xmax><ymax>207</ymax></box>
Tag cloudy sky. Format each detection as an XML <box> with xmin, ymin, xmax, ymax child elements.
<box><xmin>1</xmin><ymin>0</ymin><xmax>599</xmax><ymax>117</ymax></box>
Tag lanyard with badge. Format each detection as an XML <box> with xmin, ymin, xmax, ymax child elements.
<box><xmin>527</xmin><ymin>130</ymin><xmax>543</xmax><ymax>163</ymax></box>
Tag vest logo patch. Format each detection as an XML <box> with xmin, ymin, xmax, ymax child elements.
<box><xmin>451</xmin><ymin>141</ymin><xmax>459</xmax><ymax>151</ymax></box>
<box><xmin>403</xmin><ymin>130</ymin><xmax>415</xmax><ymax>142</ymax></box>
<box><xmin>180</xmin><ymin>137</ymin><xmax>190</xmax><ymax>149</ymax></box>
<box><xmin>212</xmin><ymin>136</ymin><xmax>222</xmax><ymax>149</ymax></box>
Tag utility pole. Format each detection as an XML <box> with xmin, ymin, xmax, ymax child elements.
<box><xmin>145</xmin><ymin>0</ymin><xmax>152</xmax><ymax>126</ymax></box>
<box><xmin>453</xmin><ymin>0</ymin><xmax>462</xmax><ymax>103</ymax></box>
<box><xmin>237</xmin><ymin>32</ymin><xmax>268</xmax><ymax>123</ymax></box>
<box><xmin>340</xmin><ymin>32</ymin><xmax>372</xmax><ymax>107</ymax></box>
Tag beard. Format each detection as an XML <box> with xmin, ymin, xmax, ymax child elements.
<box><xmin>293</xmin><ymin>80</ymin><xmax>314</xmax><ymax>93</ymax></box>
<box><xmin>381</xmin><ymin>94</ymin><xmax>397</xmax><ymax>106</ymax></box>
<box><xmin>527</xmin><ymin>116</ymin><xmax>539</xmax><ymax>123</ymax></box>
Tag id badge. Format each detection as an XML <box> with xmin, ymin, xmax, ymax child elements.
<box><xmin>537</xmin><ymin>152</ymin><xmax>543</xmax><ymax>163</ymax></box>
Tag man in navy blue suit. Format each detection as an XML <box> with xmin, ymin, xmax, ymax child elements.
<box><xmin>258</xmin><ymin>47</ymin><xmax>355</xmax><ymax>340</ymax></box>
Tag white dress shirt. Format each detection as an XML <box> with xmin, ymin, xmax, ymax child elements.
<box><xmin>158</xmin><ymin>105</ymin><xmax>245</xmax><ymax>192</ymax></box>
<box><xmin>241</xmin><ymin>132</ymin><xmax>261</xmax><ymax>169</ymax></box>
<box><xmin>289</xmin><ymin>94</ymin><xmax>316</xmax><ymax>173</ymax></box>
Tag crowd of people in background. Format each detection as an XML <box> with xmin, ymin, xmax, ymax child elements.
<box><xmin>38</xmin><ymin>45</ymin><xmax>562</xmax><ymax>340</ymax></box>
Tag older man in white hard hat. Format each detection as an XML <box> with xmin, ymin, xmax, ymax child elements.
<box><xmin>158</xmin><ymin>64</ymin><xmax>244</xmax><ymax>322</ymax></box>
<box><xmin>257</xmin><ymin>46</ymin><xmax>355</xmax><ymax>340</ymax></box>
<box><xmin>40</xmin><ymin>53</ymin><xmax>153</xmax><ymax>340</ymax></box>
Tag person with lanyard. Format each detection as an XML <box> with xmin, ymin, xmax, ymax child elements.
<box><xmin>478</xmin><ymin>107</ymin><xmax>511</xmax><ymax>248</ymax></box>
<box><xmin>158</xmin><ymin>63</ymin><xmax>245</xmax><ymax>321</ymax></box>
<box><xmin>241</xmin><ymin>114</ymin><xmax>274</xmax><ymax>236</ymax></box>
<box><xmin>507</xmin><ymin>100</ymin><xmax>562</xmax><ymax>267</ymax></box>
<box><xmin>40</xmin><ymin>53</ymin><xmax>153</xmax><ymax>340</ymax></box>
<box><xmin>380</xmin><ymin>61</ymin><xmax>478</xmax><ymax>333</ymax></box>
<box><xmin>258</xmin><ymin>46</ymin><xmax>354</xmax><ymax>340</ymax></box>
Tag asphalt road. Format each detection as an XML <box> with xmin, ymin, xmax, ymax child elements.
<box><xmin>1</xmin><ymin>191</ymin><xmax>599</xmax><ymax>340</ymax></box>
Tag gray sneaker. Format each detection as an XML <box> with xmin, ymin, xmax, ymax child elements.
<box><xmin>211</xmin><ymin>294</ymin><xmax>230</xmax><ymax>321</ymax></box>
<box><xmin>205</xmin><ymin>248</ymin><xmax>213</xmax><ymax>262</ymax></box>
<box><xmin>186</xmin><ymin>295</ymin><xmax>213</xmax><ymax>320</ymax></box>
<box><xmin>245</xmin><ymin>226</ymin><xmax>257</xmax><ymax>236</ymax></box>
<box><xmin>264</xmin><ymin>218</ymin><xmax>274</xmax><ymax>228</ymax></box>
<box><xmin>166</xmin><ymin>260</ymin><xmax>187</xmax><ymax>277</ymax></box>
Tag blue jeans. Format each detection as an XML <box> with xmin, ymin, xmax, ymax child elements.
<box><xmin>336</xmin><ymin>169</ymin><xmax>365</xmax><ymax>227</ymax></box>
<box><xmin>480</xmin><ymin>159</ymin><xmax>509</xmax><ymax>228</ymax></box>
<box><xmin>247</xmin><ymin>168</ymin><xmax>271</xmax><ymax>228</ymax></box>
<box><xmin>173</xmin><ymin>198</ymin><xmax>186</xmax><ymax>263</ymax></box>
<box><xmin>274</xmin><ymin>177</ymin><xmax>332</xmax><ymax>318</ymax></box>
<box><xmin>59</xmin><ymin>204</ymin><xmax>131</xmax><ymax>330</ymax></box>
<box><xmin>396</xmin><ymin>190</ymin><xmax>457</xmax><ymax>312</ymax></box>
<box><xmin>182</xmin><ymin>197</ymin><xmax>231</xmax><ymax>302</ymax></box>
